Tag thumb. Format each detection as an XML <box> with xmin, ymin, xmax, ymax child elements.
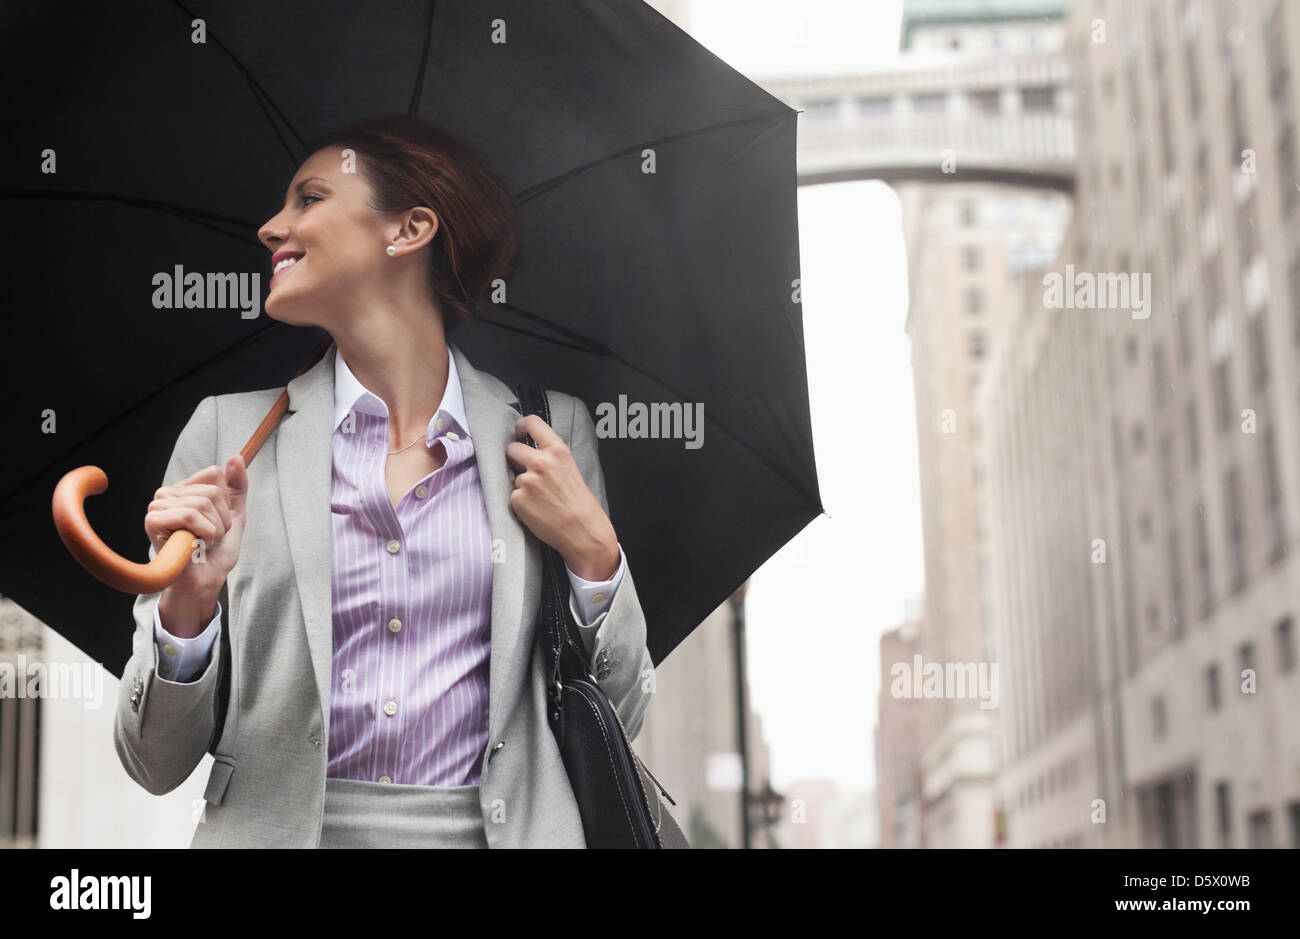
<box><xmin>225</xmin><ymin>453</ymin><xmax>249</xmax><ymax>516</ymax></box>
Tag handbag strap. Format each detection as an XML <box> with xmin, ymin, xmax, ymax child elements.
<box><xmin>514</xmin><ymin>384</ymin><xmax>595</xmax><ymax>690</ymax></box>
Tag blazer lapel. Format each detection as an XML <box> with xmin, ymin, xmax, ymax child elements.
<box><xmin>274</xmin><ymin>337</ymin><xmax>536</xmax><ymax>750</ymax></box>
<box><xmin>450</xmin><ymin>342</ymin><xmax>538</xmax><ymax>745</ymax></box>
<box><xmin>277</xmin><ymin>344</ymin><xmax>336</xmax><ymax>731</ymax></box>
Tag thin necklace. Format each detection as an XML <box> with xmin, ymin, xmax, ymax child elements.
<box><xmin>388</xmin><ymin>431</ymin><xmax>427</xmax><ymax>455</ymax></box>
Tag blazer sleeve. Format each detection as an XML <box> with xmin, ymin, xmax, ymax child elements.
<box><xmin>114</xmin><ymin>394</ymin><xmax>230</xmax><ymax>795</ymax></box>
<box><xmin>561</xmin><ymin>394</ymin><xmax>656</xmax><ymax>741</ymax></box>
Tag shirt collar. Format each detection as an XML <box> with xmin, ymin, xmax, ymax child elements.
<box><xmin>332</xmin><ymin>343</ymin><xmax>471</xmax><ymax>444</ymax></box>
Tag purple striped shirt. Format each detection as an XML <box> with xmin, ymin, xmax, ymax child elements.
<box><xmin>325</xmin><ymin>345</ymin><xmax>624</xmax><ymax>786</ymax></box>
<box><xmin>150</xmin><ymin>344</ymin><xmax>625</xmax><ymax>786</ymax></box>
<box><xmin>327</xmin><ymin>349</ymin><xmax>494</xmax><ymax>786</ymax></box>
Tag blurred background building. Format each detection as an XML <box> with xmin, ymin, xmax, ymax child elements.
<box><xmin>771</xmin><ymin>0</ymin><xmax>1300</xmax><ymax>849</ymax></box>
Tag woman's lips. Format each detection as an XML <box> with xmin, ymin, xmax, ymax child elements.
<box><xmin>270</xmin><ymin>256</ymin><xmax>300</xmax><ymax>283</ymax></box>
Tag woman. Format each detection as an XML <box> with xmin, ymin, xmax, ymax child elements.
<box><xmin>113</xmin><ymin>115</ymin><xmax>656</xmax><ymax>848</ymax></box>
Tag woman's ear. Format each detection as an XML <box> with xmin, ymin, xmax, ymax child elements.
<box><xmin>394</xmin><ymin>206</ymin><xmax>440</xmax><ymax>253</ymax></box>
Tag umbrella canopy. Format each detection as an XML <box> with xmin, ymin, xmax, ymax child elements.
<box><xmin>0</xmin><ymin>0</ymin><xmax>821</xmax><ymax>672</ymax></box>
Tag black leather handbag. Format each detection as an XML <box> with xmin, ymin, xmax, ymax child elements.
<box><xmin>515</xmin><ymin>383</ymin><xmax>689</xmax><ymax>848</ymax></box>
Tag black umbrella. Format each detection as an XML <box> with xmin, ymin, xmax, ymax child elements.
<box><xmin>0</xmin><ymin>0</ymin><xmax>821</xmax><ymax>671</ymax></box>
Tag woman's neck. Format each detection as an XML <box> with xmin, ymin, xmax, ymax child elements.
<box><xmin>332</xmin><ymin>322</ymin><xmax>451</xmax><ymax>450</ymax></box>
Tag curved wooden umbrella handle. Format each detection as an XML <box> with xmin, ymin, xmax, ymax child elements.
<box><xmin>51</xmin><ymin>336</ymin><xmax>331</xmax><ymax>595</ymax></box>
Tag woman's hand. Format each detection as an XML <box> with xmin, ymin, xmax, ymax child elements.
<box><xmin>506</xmin><ymin>415</ymin><xmax>619</xmax><ymax>581</ymax></box>
<box><xmin>145</xmin><ymin>454</ymin><xmax>249</xmax><ymax>637</ymax></box>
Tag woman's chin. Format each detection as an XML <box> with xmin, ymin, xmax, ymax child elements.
<box><xmin>265</xmin><ymin>292</ymin><xmax>304</xmax><ymax>325</ymax></box>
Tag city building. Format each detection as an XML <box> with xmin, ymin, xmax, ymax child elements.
<box><xmin>895</xmin><ymin>0</ymin><xmax>1072</xmax><ymax>848</ymax></box>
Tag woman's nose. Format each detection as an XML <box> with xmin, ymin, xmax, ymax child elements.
<box><xmin>258</xmin><ymin>213</ymin><xmax>288</xmax><ymax>250</ymax></box>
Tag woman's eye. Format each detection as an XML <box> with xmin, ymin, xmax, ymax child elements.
<box><xmin>302</xmin><ymin>193</ymin><xmax>322</xmax><ymax>206</ymax></box>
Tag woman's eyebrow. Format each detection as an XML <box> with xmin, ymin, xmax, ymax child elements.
<box><xmin>282</xmin><ymin>175</ymin><xmax>331</xmax><ymax>202</ymax></box>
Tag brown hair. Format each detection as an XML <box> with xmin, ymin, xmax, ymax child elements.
<box><xmin>304</xmin><ymin>115</ymin><xmax>522</xmax><ymax>334</ymax></box>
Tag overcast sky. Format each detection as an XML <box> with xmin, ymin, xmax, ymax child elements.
<box><xmin>677</xmin><ymin>0</ymin><xmax>920</xmax><ymax>792</ymax></box>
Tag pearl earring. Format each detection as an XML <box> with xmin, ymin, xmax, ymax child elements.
<box><xmin>386</xmin><ymin>245</ymin><xmax>397</xmax><ymax>257</ymax></box>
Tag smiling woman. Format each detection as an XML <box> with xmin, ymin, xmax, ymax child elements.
<box><xmin>113</xmin><ymin>114</ymin><xmax>658</xmax><ymax>848</ymax></box>
<box><xmin>260</xmin><ymin>117</ymin><xmax>523</xmax><ymax>338</ymax></box>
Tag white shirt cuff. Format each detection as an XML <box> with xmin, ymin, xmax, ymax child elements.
<box><xmin>565</xmin><ymin>543</ymin><xmax>626</xmax><ymax>627</ymax></box>
<box><xmin>154</xmin><ymin>600</ymin><xmax>222</xmax><ymax>684</ymax></box>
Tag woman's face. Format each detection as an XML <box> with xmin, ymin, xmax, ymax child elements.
<box><xmin>258</xmin><ymin>146</ymin><xmax>397</xmax><ymax>328</ymax></box>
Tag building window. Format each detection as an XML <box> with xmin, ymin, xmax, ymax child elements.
<box><xmin>969</xmin><ymin>330</ymin><xmax>986</xmax><ymax>360</ymax></box>
<box><xmin>1022</xmin><ymin>86</ymin><xmax>1056</xmax><ymax>112</ymax></box>
<box><xmin>1213</xmin><ymin>361</ymin><xmax>1233</xmax><ymax>433</ymax></box>
<box><xmin>1278</xmin><ymin>617</ymin><xmax>1296</xmax><ymax>673</ymax></box>
<box><xmin>1248</xmin><ymin>810</ymin><xmax>1273</xmax><ymax>849</ymax></box>
<box><xmin>1249</xmin><ymin>313</ymin><xmax>1270</xmax><ymax>391</ymax></box>
<box><xmin>1206</xmin><ymin>663</ymin><xmax>1221</xmax><ymax>711</ymax></box>
<box><xmin>1152</xmin><ymin>697</ymin><xmax>1167</xmax><ymax>739</ymax></box>
<box><xmin>960</xmin><ymin>201</ymin><xmax>977</xmax><ymax>226</ymax></box>
<box><xmin>1185</xmin><ymin>399</ymin><xmax>1201</xmax><ymax>467</ymax></box>
<box><xmin>1196</xmin><ymin>501</ymin><xmax>1214</xmax><ymax>617</ymax></box>
<box><xmin>1239</xmin><ymin>641</ymin><xmax>1255</xmax><ymax>683</ymax></box>
<box><xmin>1216</xmin><ymin>782</ymin><xmax>1232</xmax><ymax>848</ymax></box>
<box><xmin>1263</xmin><ymin>429</ymin><xmax>1286</xmax><ymax>560</ymax></box>
<box><xmin>857</xmin><ymin>96</ymin><xmax>892</xmax><ymax>117</ymax></box>
<box><xmin>1225</xmin><ymin>468</ymin><xmax>1246</xmax><ymax>593</ymax></box>
<box><xmin>1237</xmin><ymin>194</ymin><xmax>1259</xmax><ymax>262</ymax></box>
<box><xmin>804</xmin><ymin>98</ymin><xmax>839</xmax><ymax>120</ymax></box>
<box><xmin>970</xmin><ymin>89</ymin><xmax>999</xmax><ymax>114</ymax></box>
<box><xmin>966</xmin><ymin>287</ymin><xmax>983</xmax><ymax>314</ymax></box>
<box><xmin>963</xmin><ymin>245</ymin><xmax>981</xmax><ymax>271</ymax></box>
<box><xmin>1278</xmin><ymin>124</ymin><xmax>1297</xmax><ymax>218</ymax></box>
<box><xmin>913</xmin><ymin>93</ymin><xmax>946</xmax><ymax>115</ymax></box>
<box><xmin>1168</xmin><ymin>528</ymin><xmax>1186</xmax><ymax>637</ymax></box>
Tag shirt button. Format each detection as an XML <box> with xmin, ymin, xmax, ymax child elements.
<box><xmin>387</xmin><ymin>618</ymin><xmax>403</xmax><ymax>633</ymax></box>
<box><xmin>378</xmin><ymin>775</ymin><xmax>392</xmax><ymax>784</ymax></box>
<box><xmin>383</xmin><ymin>700</ymin><xmax>399</xmax><ymax>716</ymax></box>
<box><xmin>435</xmin><ymin>416</ymin><xmax>447</xmax><ymax>431</ymax></box>
<box><xmin>159</xmin><ymin>661</ymin><xmax>172</xmax><ymax>676</ymax></box>
<box><xmin>162</xmin><ymin>643</ymin><xmax>177</xmax><ymax>657</ymax></box>
<box><xmin>445</xmin><ymin>431</ymin><xmax>460</xmax><ymax>441</ymax></box>
<box><xmin>386</xmin><ymin>539</ymin><xmax>401</xmax><ymax>555</ymax></box>
<box><xmin>415</xmin><ymin>485</ymin><xmax>428</xmax><ymax>499</ymax></box>
<box><xmin>592</xmin><ymin>592</ymin><xmax>606</xmax><ymax>605</ymax></box>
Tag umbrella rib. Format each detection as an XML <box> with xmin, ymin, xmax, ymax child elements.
<box><xmin>0</xmin><ymin>323</ymin><xmax>301</xmax><ymax>517</ymax></box>
<box><xmin>408</xmin><ymin>0</ymin><xmax>438</xmax><ymax>115</ymax></box>
<box><xmin>478</xmin><ymin>306</ymin><xmax>822</xmax><ymax>511</ymax></box>
<box><xmin>512</xmin><ymin>110</ymin><xmax>791</xmax><ymax>206</ymax></box>
<box><xmin>167</xmin><ymin>0</ymin><xmax>306</xmax><ymax>165</ymax></box>
<box><xmin>0</xmin><ymin>189</ymin><xmax>257</xmax><ymax>244</ymax></box>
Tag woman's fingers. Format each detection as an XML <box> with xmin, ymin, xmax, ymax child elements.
<box><xmin>150</xmin><ymin>485</ymin><xmax>231</xmax><ymax>532</ymax></box>
<box><xmin>147</xmin><ymin>506</ymin><xmax>219</xmax><ymax>546</ymax></box>
<box><xmin>151</xmin><ymin>495</ymin><xmax>228</xmax><ymax>543</ymax></box>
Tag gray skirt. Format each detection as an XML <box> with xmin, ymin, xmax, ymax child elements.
<box><xmin>319</xmin><ymin>776</ymin><xmax>488</xmax><ymax>848</ymax></box>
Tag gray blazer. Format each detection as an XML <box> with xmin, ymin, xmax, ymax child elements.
<box><xmin>113</xmin><ymin>339</ymin><xmax>655</xmax><ymax>847</ymax></box>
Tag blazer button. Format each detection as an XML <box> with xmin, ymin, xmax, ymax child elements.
<box><xmin>488</xmin><ymin>740</ymin><xmax>505</xmax><ymax>763</ymax></box>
